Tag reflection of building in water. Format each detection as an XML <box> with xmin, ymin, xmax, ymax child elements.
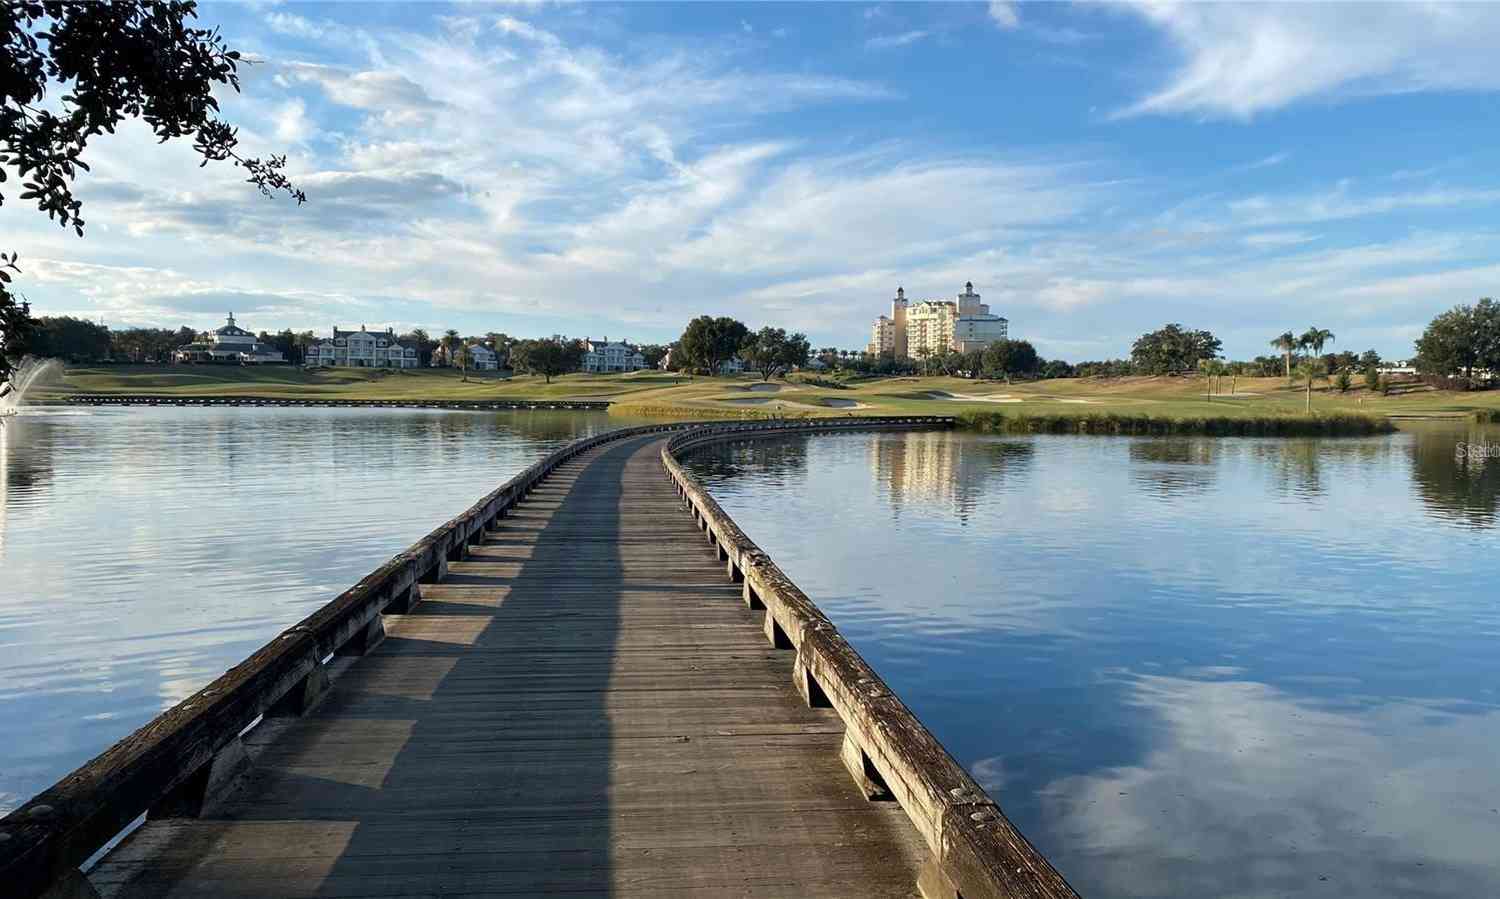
<box><xmin>868</xmin><ymin>430</ymin><xmax>1031</xmax><ymax>522</ymax></box>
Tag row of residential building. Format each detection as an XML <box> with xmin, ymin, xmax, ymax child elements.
<box><xmin>172</xmin><ymin>315</ymin><xmax>652</xmax><ymax>373</ymax></box>
<box><xmin>868</xmin><ymin>281</ymin><xmax>1009</xmax><ymax>359</ymax></box>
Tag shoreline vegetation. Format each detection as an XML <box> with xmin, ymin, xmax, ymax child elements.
<box><xmin>31</xmin><ymin>364</ymin><xmax>1500</xmax><ymax>436</ymax></box>
<box><xmin>956</xmin><ymin>409</ymin><xmax>1395</xmax><ymax>436</ymax></box>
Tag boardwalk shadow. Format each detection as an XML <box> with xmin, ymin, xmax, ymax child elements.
<box><xmin>288</xmin><ymin>438</ymin><xmax>634</xmax><ymax>896</ymax></box>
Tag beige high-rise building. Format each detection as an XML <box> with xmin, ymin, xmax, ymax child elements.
<box><xmin>866</xmin><ymin>282</ymin><xmax>1008</xmax><ymax>359</ymax></box>
<box><xmin>867</xmin><ymin>287</ymin><xmax>909</xmax><ymax>357</ymax></box>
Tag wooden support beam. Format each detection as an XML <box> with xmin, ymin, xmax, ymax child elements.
<box><xmin>265</xmin><ymin>660</ymin><xmax>329</xmax><ymax>718</ymax></box>
<box><xmin>148</xmin><ymin>736</ymin><xmax>250</xmax><ymax>819</ymax></box>
<box><xmin>336</xmin><ymin>616</ymin><xmax>385</xmax><ymax>657</ymax></box>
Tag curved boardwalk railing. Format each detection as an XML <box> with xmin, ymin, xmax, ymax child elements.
<box><xmin>63</xmin><ymin>394</ymin><xmax>611</xmax><ymax>411</ymax></box>
<box><xmin>1</xmin><ymin>415</ymin><xmax>1077</xmax><ymax>899</ymax></box>
<box><xmin>662</xmin><ymin>418</ymin><xmax>1080</xmax><ymax>899</ymax></box>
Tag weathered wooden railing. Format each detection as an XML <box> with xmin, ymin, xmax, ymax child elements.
<box><xmin>0</xmin><ymin>420</ymin><xmax>703</xmax><ymax>899</ymax></box>
<box><xmin>662</xmin><ymin>418</ymin><xmax>1080</xmax><ymax>899</ymax></box>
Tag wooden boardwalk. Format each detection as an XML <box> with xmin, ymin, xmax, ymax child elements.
<box><xmin>90</xmin><ymin>434</ymin><xmax>927</xmax><ymax>897</ymax></box>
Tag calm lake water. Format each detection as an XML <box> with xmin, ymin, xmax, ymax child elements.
<box><xmin>684</xmin><ymin>425</ymin><xmax>1500</xmax><ymax>899</ymax></box>
<box><xmin>0</xmin><ymin>406</ymin><xmax>636</xmax><ymax>815</ymax></box>
<box><xmin>4</xmin><ymin>411</ymin><xmax>1498</xmax><ymax>898</ymax></box>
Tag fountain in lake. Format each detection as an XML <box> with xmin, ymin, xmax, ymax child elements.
<box><xmin>0</xmin><ymin>357</ymin><xmax>61</xmax><ymax>416</ymax></box>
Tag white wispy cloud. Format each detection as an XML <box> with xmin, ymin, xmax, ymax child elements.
<box><xmin>866</xmin><ymin>29</ymin><xmax>931</xmax><ymax>50</ymax></box>
<box><xmin>1238</xmin><ymin>151</ymin><xmax>1289</xmax><ymax>172</ymax></box>
<box><xmin>1115</xmin><ymin>1</ymin><xmax>1500</xmax><ymax>119</ymax></box>
<box><xmin>988</xmin><ymin>1</ymin><xmax>1019</xmax><ymax>30</ymax></box>
<box><xmin>1241</xmin><ymin>231</ymin><xmax>1317</xmax><ymax>249</ymax></box>
<box><xmin>6</xmin><ymin>4</ymin><xmax>1498</xmax><ymax>363</ymax></box>
<box><xmin>1229</xmin><ymin>183</ymin><xmax>1500</xmax><ymax>227</ymax></box>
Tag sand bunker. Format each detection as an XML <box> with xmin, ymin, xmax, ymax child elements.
<box><xmin>721</xmin><ymin>396</ymin><xmax>832</xmax><ymax>410</ymax></box>
<box><xmin>927</xmin><ymin>391</ymin><xmax>1021</xmax><ymax>404</ymax></box>
<box><xmin>822</xmin><ymin>398</ymin><xmax>869</xmax><ymax>409</ymax></box>
<box><xmin>1056</xmin><ymin>399</ymin><xmax>1096</xmax><ymax>404</ymax></box>
<box><xmin>743</xmin><ymin>383</ymin><xmax>785</xmax><ymax>392</ymax></box>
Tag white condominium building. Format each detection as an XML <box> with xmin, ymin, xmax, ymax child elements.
<box><xmin>866</xmin><ymin>282</ymin><xmax>1008</xmax><ymax>359</ymax></box>
<box><xmin>466</xmin><ymin>344</ymin><xmax>500</xmax><ymax>370</ymax></box>
<box><xmin>581</xmin><ymin>338</ymin><xmax>647</xmax><ymax>373</ymax></box>
<box><xmin>307</xmin><ymin>326</ymin><xmax>420</xmax><ymax>368</ymax></box>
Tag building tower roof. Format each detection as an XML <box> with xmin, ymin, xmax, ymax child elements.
<box><xmin>214</xmin><ymin>312</ymin><xmax>252</xmax><ymax>337</ymax></box>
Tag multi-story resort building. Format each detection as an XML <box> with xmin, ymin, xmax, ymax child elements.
<box><xmin>867</xmin><ymin>282</ymin><xmax>1008</xmax><ymax>359</ymax></box>
<box><xmin>306</xmin><ymin>326</ymin><xmax>419</xmax><ymax>368</ymax></box>
<box><xmin>173</xmin><ymin>313</ymin><xmax>285</xmax><ymax>364</ymax></box>
<box><xmin>581</xmin><ymin>338</ymin><xmax>647</xmax><ymax>373</ymax></box>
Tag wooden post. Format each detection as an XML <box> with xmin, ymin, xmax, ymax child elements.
<box><xmin>916</xmin><ymin>856</ymin><xmax>961</xmax><ymax>899</ymax></box>
<box><xmin>336</xmin><ymin>616</ymin><xmax>385</xmax><ymax>657</ymax></box>
<box><xmin>149</xmin><ymin>736</ymin><xmax>252</xmax><ymax>819</ymax></box>
<box><xmin>266</xmin><ymin>658</ymin><xmax>330</xmax><ymax>718</ymax></box>
<box><xmin>743</xmin><ymin>580</ymin><xmax>764</xmax><ymax>610</ymax></box>
<box><xmin>839</xmin><ymin>732</ymin><xmax>893</xmax><ymax>802</ymax></box>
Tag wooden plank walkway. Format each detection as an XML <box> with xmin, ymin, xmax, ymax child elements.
<box><xmin>91</xmin><ymin>434</ymin><xmax>927</xmax><ymax>897</ymax></box>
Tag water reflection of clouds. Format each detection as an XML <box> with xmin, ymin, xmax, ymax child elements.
<box><xmin>0</xmin><ymin>407</ymin><xmax>619</xmax><ymax>815</ymax></box>
<box><xmin>1038</xmin><ymin>673</ymin><xmax>1500</xmax><ymax>898</ymax></box>
<box><xmin>687</xmin><ymin>425</ymin><xmax>1500</xmax><ymax>898</ymax></box>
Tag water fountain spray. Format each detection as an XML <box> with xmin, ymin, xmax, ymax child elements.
<box><xmin>0</xmin><ymin>357</ymin><xmax>61</xmax><ymax>416</ymax></box>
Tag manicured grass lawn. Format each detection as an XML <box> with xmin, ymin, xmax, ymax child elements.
<box><xmin>49</xmin><ymin>365</ymin><xmax>690</xmax><ymax>401</ymax></box>
<box><xmin>41</xmin><ymin>365</ymin><xmax>1500</xmax><ymax>426</ymax></box>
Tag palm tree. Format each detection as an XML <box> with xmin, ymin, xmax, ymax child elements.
<box><xmin>1295</xmin><ymin>358</ymin><xmax>1324</xmax><ymax>413</ymax></box>
<box><xmin>441</xmin><ymin>329</ymin><xmax>460</xmax><ymax>369</ymax></box>
<box><xmin>456</xmin><ymin>344</ymin><xmax>472</xmax><ymax>382</ymax></box>
<box><xmin>1198</xmin><ymin>358</ymin><xmax>1217</xmax><ymax>400</ymax></box>
<box><xmin>1270</xmin><ymin>331</ymin><xmax>1297</xmax><ymax>380</ymax></box>
<box><xmin>1299</xmin><ymin>327</ymin><xmax>1335</xmax><ymax>358</ymax></box>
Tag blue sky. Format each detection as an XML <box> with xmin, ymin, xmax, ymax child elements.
<box><xmin>8</xmin><ymin>1</ymin><xmax>1500</xmax><ymax>361</ymax></box>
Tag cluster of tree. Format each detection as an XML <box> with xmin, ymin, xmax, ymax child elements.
<box><xmin>2</xmin><ymin>1</ymin><xmax>304</xmax><ymax>382</ymax></box>
<box><xmin>823</xmin><ymin>350</ymin><xmax>917</xmax><ymax>376</ymax></box>
<box><xmin>667</xmin><ymin>316</ymin><xmax>813</xmax><ymax>379</ymax></box>
<box><xmin>510</xmin><ymin>336</ymin><xmax>585</xmax><ymax>383</ymax></box>
<box><xmin>1131</xmin><ymin>324</ymin><xmax>1223</xmax><ymax>375</ymax></box>
<box><xmin>110</xmin><ymin>326</ymin><xmax>200</xmax><ymax>363</ymax></box>
<box><xmin>26</xmin><ymin>316</ymin><xmax>112</xmax><ymax>362</ymax></box>
<box><xmin>739</xmin><ymin>327</ymin><xmax>812</xmax><ymax>381</ymax></box>
<box><xmin>675</xmin><ymin>316</ymin><xmax>750</xmax><ymax>375</ymax></box>
<box><xmin>1414</xmin><ymin>298</ymin><xmax>1500</xmax><ymax>385</ymax></box>
<box><xmin>1073</xmin><ymin>359</ymin><xmax>1135</xmax><ymax>378</ymax></box>
<box><xmin>1267</xmin><ymin>327</ymin><xmax>1336</xmax><ymax>379</ymax></box>
<box><xmin>638</xmin><ymin>344</ymin><xmax>670</xmax><ymax>369</ymax></box>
